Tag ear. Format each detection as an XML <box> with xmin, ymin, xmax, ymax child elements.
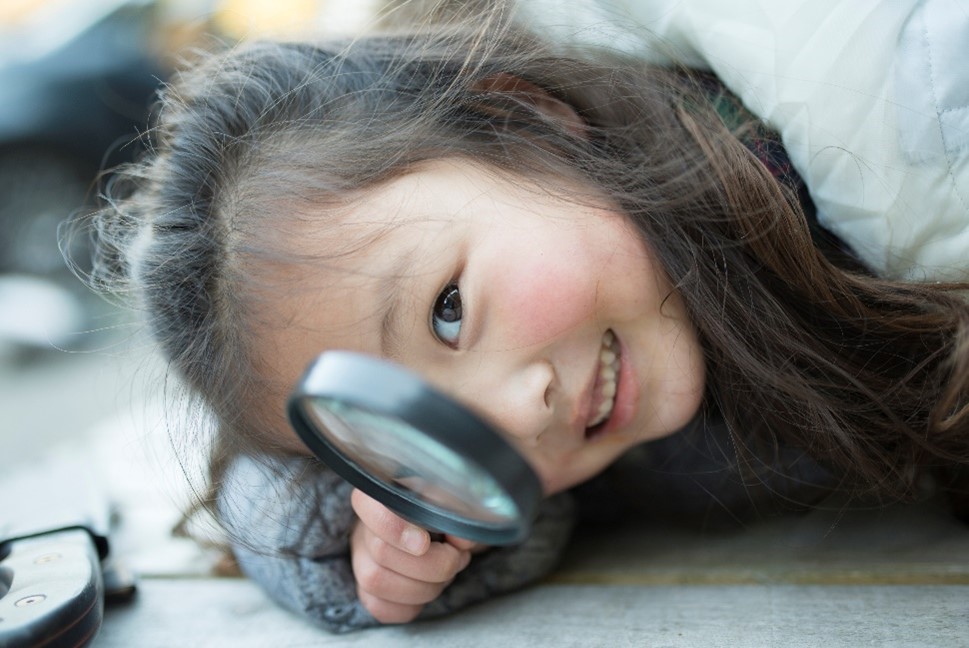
<box><xmin>472</xmin><ymin>73</ymin><xmax>587</xmax><ymax>137</ymax></box>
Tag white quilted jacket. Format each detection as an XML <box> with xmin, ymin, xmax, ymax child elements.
<box><xmin>522</xmin><ymin>0</ymin><xmax>969</xmax><ymax>281</ymax></box>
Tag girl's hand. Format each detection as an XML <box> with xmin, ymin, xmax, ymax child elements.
<box><xmin>350</xmin><ymin>488</ymin><xmax>478</xmax><ymax>624</ymax></box>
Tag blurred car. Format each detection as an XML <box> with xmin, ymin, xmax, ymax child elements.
<box><xmin>0</xmin><ymin>0</ymin><xmax>166</xmax><ymax>276</ymax></box>
<box><xmin>0</xmin><ymin>0</ymin><xmax>166</xmax><ymax>355</ymax></box>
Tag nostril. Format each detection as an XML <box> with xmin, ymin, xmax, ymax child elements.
<box><xmin>540</xmin><ymin>359</ymin><xmax>556</xmax><ymax>409</ymax></box>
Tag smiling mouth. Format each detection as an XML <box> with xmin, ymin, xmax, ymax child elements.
<box><xmin>585</xmin><ymin>329</ymin><xmax>621</xmax><ymax>438</ymax></box>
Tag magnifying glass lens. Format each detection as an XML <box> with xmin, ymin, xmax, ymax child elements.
<box><xmin>288</xmin><ymin>351</ymin><xmax>541</xmax><ymax>545</ymax></box>
<box><xmin>302</xmin><ymin>397</ymin><xmax>519</xmax><ymax>523</ymax></box>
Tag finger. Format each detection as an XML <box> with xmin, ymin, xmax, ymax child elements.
<box><xmin>351</xmin><ymin>538</ymin><xmax>450</xmax><ymax>605</ymax></box>
<box><xmin>443</xmin><ymin>534</ymin><xmax>482</xmax><ymax>552</ymax></box>
<box><xmin>357</xmin><ymin>589</ymin><xmax>424</xmax><ymax>625</ymax></box>
<box><xmin>362</xmin><ymin>530</ymin><xmax>472</xmax><ymax>583</ymax></box>
<box><xmin>351</xmin><ymin>488</ymin><xmax>429</xmax><ymax>556</ymax></box>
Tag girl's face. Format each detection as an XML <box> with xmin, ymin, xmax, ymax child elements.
<box><xmin>266</xmin><ymin>159</ymin><xmax>705</xmax><ymax>495</ymax></box>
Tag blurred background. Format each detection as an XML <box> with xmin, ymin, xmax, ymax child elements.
<box><xmin>0</xmin><ymin>0</ymin><xmax>459</xmax><ymax>471</ymax></box>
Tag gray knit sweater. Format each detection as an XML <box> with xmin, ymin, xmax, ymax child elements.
<box><xmin>217</xmin><ymin>453</ymin><xmax>577</xmax><ymax>633</ymax></box>
<box><xmin>216</xmin><ymin>417</ymin><xmax>833</xmax><ymax>633</ymax></box>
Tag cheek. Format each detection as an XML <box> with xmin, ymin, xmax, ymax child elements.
<box><xmin>489</xmin><ymin>247</ymin><xmax>597</xmax><ymax>348</ymax></box>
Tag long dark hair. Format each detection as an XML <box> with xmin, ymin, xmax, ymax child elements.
<box><xmin>82</xmin><ymin>9</ymin><xmax>969</xmax><ymax>520</ymax></box>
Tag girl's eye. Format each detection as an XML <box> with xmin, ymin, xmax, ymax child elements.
<box><xmin>431</xmin><ymin>284</ymin><xmax>462</xmax><ymax>346</ymax></box>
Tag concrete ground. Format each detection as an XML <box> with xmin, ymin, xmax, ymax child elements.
<box><xmin>3</xmin><ymin>323</ymin><xmax>969</xmax><ymax>647</ymax></box>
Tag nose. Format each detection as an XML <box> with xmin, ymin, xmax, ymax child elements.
<box><xmin>451</xmin><ymin>356</ymin><xmax>556</xmax><ymax>447</ymax></box>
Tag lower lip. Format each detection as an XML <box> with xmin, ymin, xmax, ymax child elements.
<box><xmin>592</xmin><ymin>332</ymin><xmax>637</xmax><ymax>439</ymax></box>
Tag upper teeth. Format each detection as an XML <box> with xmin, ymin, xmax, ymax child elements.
<box><xmin>588</xmin><ymin>330</ymin><xmax>620</xmax><ymax>428</ymax></box>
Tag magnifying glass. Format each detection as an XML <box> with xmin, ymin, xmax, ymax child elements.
<box><xmin>287</xmin><ymin>351</ymin><xmax>542</xmax><ymax>546</ymax></box>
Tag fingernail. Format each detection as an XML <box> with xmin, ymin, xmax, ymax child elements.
<box><xmin>402</xmin><ymin>527</ymin><xmax>427</xmax><ymax>555</ymax></box>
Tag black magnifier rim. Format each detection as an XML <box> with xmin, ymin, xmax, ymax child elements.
<box><xmin>287</xmin><ymin>350</ymin><xmax>542</xmax><ymax>546</ymax></box>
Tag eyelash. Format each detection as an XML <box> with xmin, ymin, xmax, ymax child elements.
<box><xmin>431</xmin><ymin>283</ymin><xmax>463</xmax><ymax>348</ymax></box>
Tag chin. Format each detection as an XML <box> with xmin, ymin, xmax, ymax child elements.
<box><xmin>540</xmin><ymin>470</ymin><xmax>584</xmax><ymax>496</ymax></box>
<box><xmin>539</xmin><ymin>451</ymin><xmax>628</xmax><ymax>496</ymax></box>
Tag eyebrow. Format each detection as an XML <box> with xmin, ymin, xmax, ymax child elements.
<box><xmin>379</xmin><ymin>281</ymin><xmax>404</xmax><ymax>360</ymax></box>
<box><xmin>378</xmin><ymin>247</ymin><xmax>416</xmax><ymax>361</ymax></box>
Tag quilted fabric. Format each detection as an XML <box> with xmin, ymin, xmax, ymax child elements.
<box><xmin>897</xmin><ymin>0</ymin><xmax>969</xmax><ymax>162</ymax></box>
<box><xmin>521</xmin><ymin>0</ymin><xmax>969</xmax><ymax>281</ymax></box>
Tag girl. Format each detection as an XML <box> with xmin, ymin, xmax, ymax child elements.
<box><xmin>83</xmin><ymin>2</ymin><xmax>969</xmax><ymax>633</ymax></box>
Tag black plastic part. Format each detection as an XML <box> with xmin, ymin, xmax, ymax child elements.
<box><xmin>0</xmin><ymin>530</ymin><xmax>104</xmax><ymax>647</ymax></box>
